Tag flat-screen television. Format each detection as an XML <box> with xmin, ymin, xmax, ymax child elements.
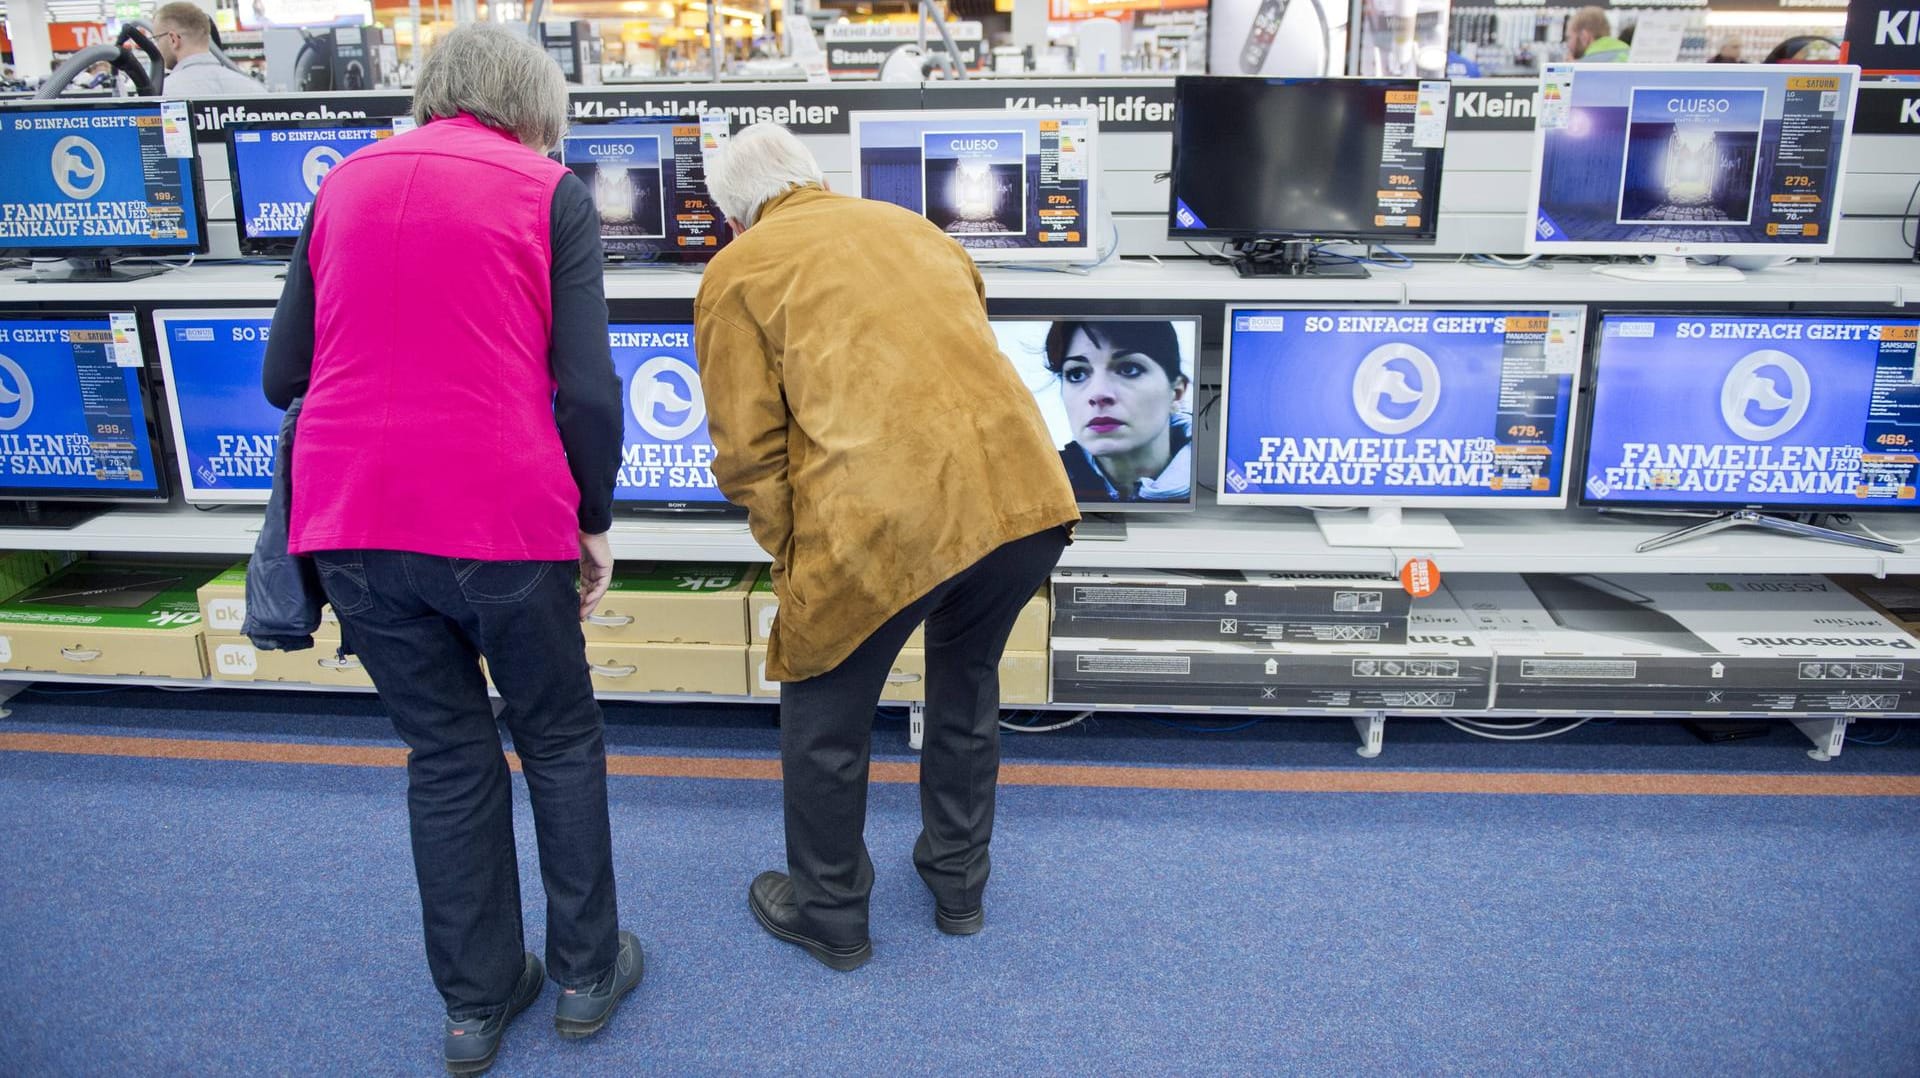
<box><xmin>1581</xmin><ymin>312</ymin><xmax>1920</xmax><ymax>515</ymax></box>
<box><xmin>611</xmin><ymin>321</ymin><xmax>732</xmax><ymax>512</ymax></box>
<box><xmin>228</xmin><ymin>118</ymin><xmax>401</xmax><ymax>255</ymax></box>
<box><xmin>1218</xmin><ymin>305</ymin><xmax>1588</xmax><ymax>546</ymax></box>
<box><xmin>851</xmin><ymin>108</ymin><xmax>1099</xmax><ymax>264</ymax></box>
<box><xmin>1528</xmin><ymin>63</ymin><xmax>1859</xmax><ymax>266</ymax></box>
<box><xmin>153</xmin><ymin>308</ymin><xmax>280</xmax><ymax>506</ymax></box>
<box><xmin>988</xmin><ymin>316</ymin><xmax>1200</xmax><ymax>514</ymax></box>
<box><xmin>0</xmin><ymin>311</ymin><xmax>168</xmax><ymax>524</ymax></box>
<box><xmin>560</xmin><ymin>118</ymin><xmax>731</xmax><ymax>263</ymax></box>
<box><xmin>0</xmin><ymin>99</ymin><xmax>208</xmax><ymax>280</ymax></box>
<box><xmin>1168</xmin><ymin>76</ymin><xmax>1446</xmax><ymax>250</ymax></box>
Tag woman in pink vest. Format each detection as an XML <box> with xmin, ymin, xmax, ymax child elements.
<box><xmin>262</xmin><ymin>24</ymin><xmax>639</xmax><ymax>1075</ymax></box>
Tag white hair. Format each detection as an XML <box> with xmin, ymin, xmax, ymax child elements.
<box><xmin>704</xmin><ymin>123</ymin><xmax>825</xmax><ymax>227</ymax></box>
<box><xmin>412</xmin><ymin>24</ymin><xmax>570</xmax><ymax>152</ymax></box>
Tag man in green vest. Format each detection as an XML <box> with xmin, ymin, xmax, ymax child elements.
<box><xmin>1566</xmin><ymin>7</ymin><xmax>1630</xmax><ymax>62</ymax></box>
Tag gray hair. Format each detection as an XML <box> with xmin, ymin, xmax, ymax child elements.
<box><xmin>704</xmin><ymin>123</ymin><xmax>825</xmax><ymax>227</ymax></box>
<box><xmin>412</xmin><ymin>24</ymin><xmax>569</xmax><ymax>152</ymax></box>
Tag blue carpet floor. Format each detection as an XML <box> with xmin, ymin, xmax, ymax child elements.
<box><xmin>1</xmin><ymin>691</ymin><xmax>1917</xmax><ymax>1075</ymax></box>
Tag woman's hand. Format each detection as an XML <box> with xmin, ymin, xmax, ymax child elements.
<box><xmin>578</xmin><ymin>530</ymin><xmax>614</xmax><ymax>620</ymax></box>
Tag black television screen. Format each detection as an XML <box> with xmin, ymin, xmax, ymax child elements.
<box><xmin>1168</xmin><ymin>76</ymin><xmax>1445</xmax><ymax>244</ymax></box>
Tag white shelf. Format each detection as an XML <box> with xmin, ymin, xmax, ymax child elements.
<box><xmin>7</xmin><ymin>257</ymin><xmax>1916</xmax><ymax>307</ymax></box>
<box><xmin>3</xmin><ymin>502</ymin><xmax>1914</xmax><ymax>576</ymax></box>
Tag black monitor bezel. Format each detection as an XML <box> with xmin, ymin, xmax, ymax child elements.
<box><xmin>991</xmin><ymin>313</ymin><xmax>1204</xmax><ymax>515</ymax></box>
<box><xmin>1575</xmin><ymin>308</ymin><xmax>1920</xmax><ymax>515</ymax></box>
<box><xmin>0</xmin><ymin>306</ymin><xmax>171</xmax><ymax>505</ymax></box>
<box><xmin>1166</xmin><ymin>75</ymin><xmax>1445</xmax><ymax>246</ymax></box>
<box><xmin>0</xmin><ymin>98</ymin><xmax>211</xmax><ymax>262</ymax></box>
<box><xmin>227</xmin><ymin>116</ymin><xmax>399</xmax><ymax>257</ymax></box>
<box><xmin>560</xmin><ymin>115</ymin><xmax>729</xmax><ymax>267</ymax></box>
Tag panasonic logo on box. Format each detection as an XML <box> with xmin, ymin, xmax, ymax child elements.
<box><xmin>1736</xmin><ymin>636</ymin><xmax>1917</xmax><ymax>649</ymax></box>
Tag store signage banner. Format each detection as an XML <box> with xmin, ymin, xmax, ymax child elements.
<box><xmin>1845</xmin><ymin>0</ymin><xmax>1920</xmax><ymax>73</ymax></box>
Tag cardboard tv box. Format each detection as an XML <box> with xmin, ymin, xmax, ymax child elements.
<box><xmin>1051</xmin><ymin>569</ymin><xmax>1411</xmax><ymax>646</ymax></box>
<box><xmin>206</xmin><ymin>635</ymin><xmax>372</xmax><ymax>688</ymax></box>
<box><xmin>1049</xmin><ymin>592</ymin><xmax>1489</xmax><ymax>711</ymax></box>
<box><xmin>1448</xmin><ymin>574</ymin><xmax>1920</xmax><ymax>715</ymax></box>
<box><xmin>748</xmin><ymin>645</ymin><xmax>1049</xmax><ymax>705</ymax></box>
<box><xmin>748</xmin><ymin>572</ymin><xmax>1049</xmax><ymax>652</ymax></box>
<box><xmin>586</xmin><ymin>563</ymin><xmax>756</xmax><ymax>645</ymax></box>
<box><xmin>0</xmin><ymin>559</ymin><xmax>226</xmax><ymax>679</ymax></box>
<box><xmin>586</xmin><ymin>641</ymin><xmax>748</xmax><ymax>696</ymax></box>
<box><xmin>196</xmin><ymin>561</ymin><xmax>340</xmax><ymax>640</ymax></box>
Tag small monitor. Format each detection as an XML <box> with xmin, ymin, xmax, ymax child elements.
<box><xmin>1582</xmin><ymin>311</ymin><xmax>1920</xmax><ymax>517</ymax></box>
<box><xmin>1168</xmin><ymin>76</ymin><xmax>1446</xmax><ymax>273</ymax></box>
<box><xmin>229</xmin><ymin>119</ymin><xmax>400</xmax><ymax>255</ymax></box>
<box><xmin>153</xmin><ymin>309</ymin><xmax>280</xmax><ymax>506</ymax></box>
<box><xmin>0</xmin><ymin>99</ymin><xmax>208</xmax><ymax>279</ymax></box>
<box><xmin>988</xmin><ymin>316</ymin><xmax>1201</xmax><ymax>521</ymax></box>
<box><xmin>1528</xmin><ymin>63</ymin><xmax>1859</xmax><ymax>269</ymax></box>
<box><xmin>0</xmin><ymin>311</ymin><xmax>167</xmax><ymax>523</ymax></box>
<box><xmin>851</xmin><ymin>109</ymin><xmax>1099</xmax><ymax>264</ymax></box>
<box><xmin>561</xmin><ymin>118</ymin><xmax>731</xmax><ymax>263</ymax></box>
<box><xmin>1219</xmin><ymin>306</ymin><xmax>1588</xmax><ymax>547</ymax></box>
<box><xmin>611</xmin><ymin>322</ymin><xmax>732</xmax><ymax>512</ymax></box>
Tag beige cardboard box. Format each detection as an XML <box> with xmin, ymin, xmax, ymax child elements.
<box><xmin>748</xmin><ymin>573</ymin><xmax>1049</xmax><ymax>653</ymax></box>
<box><xmin>196</xmin><ymin>561</ymin><xmax>340</xmax><ymax>640</ymax></box>
<box><xmin>0</xmin><ymin>559</ymin><xmax>222</xmax><ymax>679</ymax></box>
<box><xmin>205</xmin><ymin>635</ymin><xmax>373</xmax><ymax>688</ymax></box>
<box><xmin>586</xmin><ymin>641</ymin><xmax>749</xmax><ymax>696</ymax></box>
<box><xmin>747</xmin><ymin>645</ymin><xmax>1048</xmax><ymax>705</ymax></box>
<box><xmin>586</xmin><ymin>563</ymin><xmax>756</xmax><ymax>645</ymax></box>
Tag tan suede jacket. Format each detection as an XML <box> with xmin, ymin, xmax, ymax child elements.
<box><xmin>694</xmin><ymin>185</ymin><xmax>1079</xmax><ymax>682</ymax></box>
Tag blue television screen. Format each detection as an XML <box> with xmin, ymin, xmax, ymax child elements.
<box><xmin>0</xmin><ymin>314</ymin><xmax>163</xmax><ymax>499</ymax></box>
<box><xmin>154</xmin><ymin>310</ymin><xmax>280</xmax><ymax>504</ymax></box>
<box><xmin>1531</xmin><ymin>63</ymin><xmax>1858</xmax><ymax>254</ymax></box>
<box><xmin>0</xmin><ymin>103</ymin><xmax>203</xmax><ymax>254</ymax></box>
<box><xmin>230</xmin><ymin>122</ymin><xmax>395</xmax><ymax>247</ymax></box>
<box><xmin>1583</xmin><ymin>313</ymin><xmax>1920</xmax><ymax>511</ymax></box>
<box><xmin>1220</xmin><ymin>307</ymin><xmax>1586</xmax><ymax>506</ymax></box>
<box><xmin>612</xmin><ymin>322</ymin><xmax>730</xmax><ymax>509</ymax></box>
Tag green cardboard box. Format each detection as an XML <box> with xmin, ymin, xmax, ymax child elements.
<box><xmin>585</xmin><ymin>563</ymin><xmax>757</xmax><ymax>645</ymax></box>
<box><xmin>0</xmin><ymin>559</ymin><xmax>224</xmax><ymax>679</ymax></box>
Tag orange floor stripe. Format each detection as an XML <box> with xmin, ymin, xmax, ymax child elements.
<box><xmin>3</xmin><ymin>730</ymin><xmax>1918</xmax><ymax>797</ymax></box>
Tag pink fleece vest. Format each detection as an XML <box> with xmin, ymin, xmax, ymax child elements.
<box><xmin>289</xmin><ymin>115</ymin><xmax>580</xmax><ymax>562</ymax></box>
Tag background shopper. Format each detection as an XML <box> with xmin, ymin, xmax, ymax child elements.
<box><xmin>261</xmin><ymin>23</ymin><xmax>638</xmax><ymax>1075</ymax></box>
<box><xmin>695</xmin><ymin>123</ymin><xmax>1080</xmax><ymax>971</ymax></box>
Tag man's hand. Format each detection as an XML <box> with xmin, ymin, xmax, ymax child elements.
<box><xmin>578</xmin><ymin>530</ymin><xmax>614</xmax><ymax>621</ymax></box>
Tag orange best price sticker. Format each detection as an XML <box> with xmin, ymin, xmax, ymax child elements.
<box><xmin>1399</xmin><ymin>558</ymin><xmax>1441</xmax><ymax>599</ymax></box>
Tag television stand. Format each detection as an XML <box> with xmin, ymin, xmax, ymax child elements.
<box><xmin>1635</xmin><ymin>509</ymin><xmax>1897</xmax><ymax>554</ymax></box>
<box><xmin>1230</xmin><ymin>239</ymin><xmax>1369</xmax><ymax>280</ymax></box>
<box><xmin>1593</xmin><ymin>254</ymin><xmax>1742</xmax><ymax>284</ymax></box>
<box><xmin>21</xmin><ymin>257</ymin><xmax>170</xmax><ymax>284</ymax></box>
<box><xmin>1075</xmin><ymin>513</ymin><xmax>1128</xmax><ymax>541</ymax></box>
<box><xmin>0</xmin><ymin>503</ymin><xmax>113</xmax><ymax>530</ymax></box>
<box><xmin>1314</xmin><ymin>505</ymin><xmax>1462</xmax><ymax>549</ymax></box>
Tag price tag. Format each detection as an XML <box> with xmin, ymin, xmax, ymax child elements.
<box><xmin>108</xmin><ymin>313</ymin><xmax>144</xmax><ymax>368</ymax></box>
<box><xmin>1400</xmin><ymin>557</ymin><xmax>1441</xmax><ymax>599</ymax></box>
<box><xmin>160</xmin><ymin>100</ymin><xmax>193</xmax><ymax>158</ymax></box>
<box><xmin>1056</xmin><ymin>119</ymin><xmax>1090</xmax><ymax>179</ymax></box>
<box><xmin>1414</xmin><ymin>81</ymin><xmax>1449</xmax><ymax>149</ymax></box>
<box><xmin>391</xmin><ymin>116</ymin><xmax>418</xmax><ymax>135</ymax></box>
<box><xmin>1545</xmin><ymin>308</ymin><xmax>1584</xmax><ymax>376</ymax></box>
<box><xmin>1540</xmin><ymin>66</ymin><xmax>1574</xmax><ymax>130</ymax></box>
<box><xmin>700</xmin><ymin>114</ymin><xmax>731</xmax><ymax>159</ymax></box>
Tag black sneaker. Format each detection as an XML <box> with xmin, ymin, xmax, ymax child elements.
<box><xmin>444</xmin><ymin>952</ymin><xmax>543</xmax><ymax>1077</ymax></box>
<box><xmin>935</xmin><ymin>905</ymin><xmax>984</xmax><ymax>936</ymax></box>
<box><xmin>747</xmin><ymin>870</ymin><xmax>873</xmax><ymax>972</ymax></box>
<box><xmin>553</xmin><ymin>930</ymin><xmax>644</xmax><ymax>1040</ymax></box>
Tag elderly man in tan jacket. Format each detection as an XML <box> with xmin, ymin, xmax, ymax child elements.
<box><xmin>695</xmin><ymin>123</ymin><xmax>1079</xmax><ymax>971</ymax></box>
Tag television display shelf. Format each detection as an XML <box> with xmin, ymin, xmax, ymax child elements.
<box><xmin>2</xmin><ymin>502</ymin><xmax>1916</xmax><ymax>577</ymax></box>
<box><xmin>3</xmin><ymin>258</ymin><xmax>1913</xmax><ymax>307</ymax></box>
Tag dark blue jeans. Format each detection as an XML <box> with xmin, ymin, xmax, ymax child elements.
<box><xmin>313</xmin><ymin>550</ymin><xmax>618</xmax><ymax>1017</ymax></box>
